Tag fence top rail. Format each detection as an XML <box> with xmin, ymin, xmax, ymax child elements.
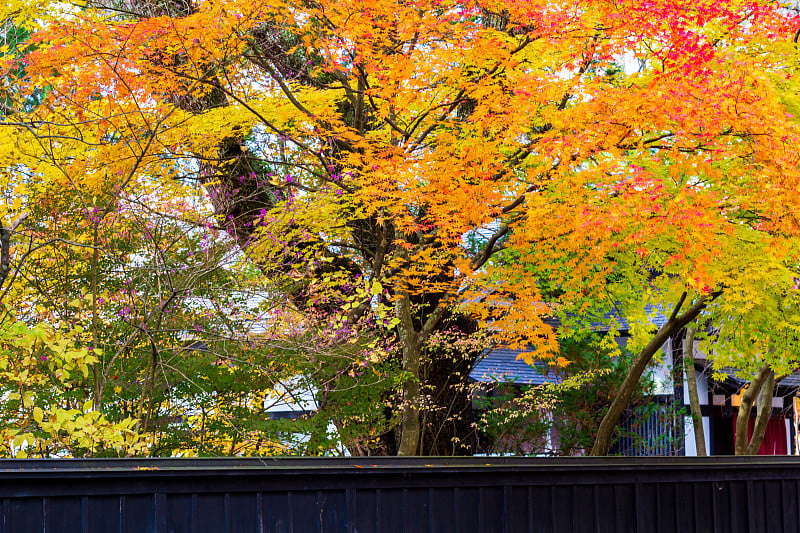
<box><xmin>0</xmin><ymin>455</ymin><xmax>798</xmax><ymax>474</ymax></box>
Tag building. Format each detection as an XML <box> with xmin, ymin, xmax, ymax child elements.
<box><xmin>471</xmin><ymin>314</ymin><xmax>798</xmax><ymax>456</ymax></box>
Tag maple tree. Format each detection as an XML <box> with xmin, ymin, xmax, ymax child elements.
<box><xmin>703</xmin><ymin>264</ymin><xmax>800</xmax><ymax>455</ymax></box>
<box><xmin>0</xmin><ymin>17</ymin><xmax>355</xmax><ymax>455</ymax></box>
<box><xmin>2</xmin><ymin>0</ymin><xmax>800</xmax><ymax>458</ymax></box>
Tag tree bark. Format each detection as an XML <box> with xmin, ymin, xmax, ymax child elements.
<box><xmin>396</xmin><ymin>293</ymin><xmax>421</xmax><ymax>456</ymax></box>
<box><xmin>590</xmin><ymin>292</ymin><xmax>718</xmax><ymax>456</ymax></box>
<box><xmin>683</xmin><ymin>324</ymin><xmax>706</xmax><ymax>456</ymax></box>
<box><xmin>746</xmin><ymin>369</ymin><xmax>775</xmax><ymax>455</ymax></box>
<box><xmin>734</xmin><ymin>364</ymin><xmax>772</xmax><ymax>455</ymax></box>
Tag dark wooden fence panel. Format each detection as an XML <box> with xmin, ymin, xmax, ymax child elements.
<box><xmin>0</xmin><ymin>457</ymin><xmax>797</xmax><ymax>532</ymax></box>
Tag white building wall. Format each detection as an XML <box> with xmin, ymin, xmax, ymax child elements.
<box><xmin>684</xmin><ymin>416</ymin><xmax>711</xmax><ymax>456</ymax></box>
<box><xmin>651</xmin><ymin>338</ymin><xmax>674</xmax><ymax>395</ymax></box>
<box><xmin>682</xmin><ymin>370</ymin><xmax>709</xmax><ymax>405</ymax></box>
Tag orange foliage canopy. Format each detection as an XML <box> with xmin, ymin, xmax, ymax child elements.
<box><xmin>6</xmin><ymin>0</ymin><xmax>800</xmax><ymax>383</ymax></box>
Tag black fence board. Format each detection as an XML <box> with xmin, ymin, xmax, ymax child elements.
<box><xmin>196</xmin><ymin>493</ymin><xmax>226</xmax><ymax>533</ymax></box>
<box><xmin>614</xmin><ymin>484</ymin><xmax>635</xmax><ymax>533</ymax></box>
<box><xmin>46</xmin><ymin>496</ymin><xmax>82</xmax><ymax>533</ymax></box>
<box><xmin>354</xmin><ymin>489</ymin><xmax>377</xmax><ymax>533</ymax></box>
<box><xmin>481</xmin><ymin>486</ymin><xmax>504</xmax><ymax>533</ymax></box>
<box><xmin>695</xmin><ymin>482</ymin><xmax>714</xmax><ymax>533</ymax></box>
<box><xmin>765</xmin><ymin>481</ymin><xmax>782</xmax><ymax>533</ymax></box>
<box><xmin>748</xmin><ymin>480</ymin><xmax>765</xmax><ymax>532</ymax></box>
<box><xmin>290</xmin><ymin>491</ymin><xmax>318</xmax><ymax>533</ymax></box>
<box><xmin>428</xmin><ymin>488</ymin><xmax>453</xmax><ymax>533</ymax></box>
<box><xmin>403</xmin><ymin>488</ymin><xmax>427</xmax><ymax>533</ymax></box>
<box><xmin>574</xmin><ymin>485</ymin><xmax>595</xmax><ymax>533</ymax></box>
<box><xmin>86</xmin><ymin>495</ymin><xmax>119</xmax><ymax>533</ymax></box>
<box><xmin>261</xmin><ymin>492</ymin><xmax>288</xmax><ymax>533</ymax></box>
<box><xmin>594</xmin><ymin>484</ymin><xmax>615</xmax><ymax>533</ymax></box>
<box><xmin>551</xmin><ymin>485</ymin><xmax>572</xmax><ymax>533</ymax></box>
<box><xmin>230</xmin><ymin>492</ymin><xmax>260</xmax><ymax>533</ymax></box>
<box><xmin>7</xmin><ymin>497</ymin><xmax>42</xmax><ymax>533</ymax></box>
<box><xmin>528</xmin><ymin>485</ymin><xmax>552</xmax><ymax>533</ymax></box>
<box><xmin>322</xmin><ymin>491</ymin><xmax>347</xmax><ymax>533</ymax></box>
<box><xmin>165</xmin><ymin>494</ymin><xmax>192</xmax><ymax>533</ymax></box>
<box><xmin>503</xmin><ymin>485</ymin><xmax>528</xmax><ymax>533</ymax></box>
<box><xmin>123</xmin><ymin>494</ymin><xmax>154</xmax><ymax>533</ymax></box>
<box><xmin>453</xmin><ymin>487</ymin><xmax>478</xmax><ymax>533</ymax></box>
<box><xmin>655</xmin><ymin>483</ymin><xmax>676</xmax><ymax>533</ymax></box>
<box><xmin>710</xmin><ymin>482</ymin><xmax>730</xmax><ymax>533</ymax></box>
<box><xmin>731</xmin><ymin>481</ymin><xmax>749</xmax><ymax>533</ymax></box>
<box><xmin>783</xmin><ymin>480</ymin><xmax>799</xmax><ymax>533</ymax></box>
<box><xmin>378</xmin><ymin>488</ymin><xmax>403</xmax><ymax>533</ymax></box>
<box><xmin>675</xmin><ymin>482</ymin><xmax>694</xmax><ymax>533</ymax></box>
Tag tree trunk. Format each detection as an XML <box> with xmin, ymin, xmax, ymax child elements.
<box><xmin>746</xmin><ymin>370</ymin><xmax>775</xmax><ymax>455</ymax></box>
<box><xmin>590</xmin><ymin>292</ymin><xmax>718</xmax><ymax>456</ymax></box>
<box><xmin>683</xmin><ymin>324</ymin><xmax>706</xmax><ymax>456</ymax></box>
<box><xmin>396</xmin><ymin>293</ymin><xmax>421</xmax><ymax>456</ymax></box>
<box><xmin>734</xmin><ymin>364</ymin><xmax>772</xmax><ymax>455</ymax></box>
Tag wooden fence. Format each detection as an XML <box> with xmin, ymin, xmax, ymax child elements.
<box><xmin>0</xmin><ymin>456</ymin><xmax>797</xmax><ymax>532</ymax></box>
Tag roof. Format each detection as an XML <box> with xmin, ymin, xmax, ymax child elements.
<box><xmin>718</xmin><ymin>367</ymin><xmax>800</xmax><ymax>389</ymax></box>
<box><xmin>688</xmin><ymin>339</ymin><xmax>800</xmax><ymax>390</ymax></box>
<box><xmin>471</xmin><ymin>303</ymin><xmax>668</xmax><ymax>385</ymax></box>
<box><xmin>470</xmin><ymin>347</ymin><xmax>560</xmax><ymax>385</ymax></box>
<box><xmin>554</xmin><ymin>303</ymin><xmax>669</xmax><ymax>333</ymax></box>
<box><xmin>779</xmin><ymin>372</ymin><xmax>800</xmax><ymax>388</ymax></box>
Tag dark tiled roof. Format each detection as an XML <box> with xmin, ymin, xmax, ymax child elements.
<box><xmin>557</xmin><ymin>303</ymin><xmax>669</xmax><ymax>333</ymax></box>
<box><xmin>470</xmin><ymin>347</ymin><xmax>560</xmax><ymax>385</ymax></box>
<box><xmin>716</xmin><ymin>367</ymin><xmax>800</xmax><ymax>389</ymax></box>
<box><xmin>779</xmin><ymin>372</ymin><xmax>800</xmax><ymax>388</ymax></box>
<box><xmin>473</xmin><ymin>304</ymin><xmax>669</xmax><ymax>385</ymax></box>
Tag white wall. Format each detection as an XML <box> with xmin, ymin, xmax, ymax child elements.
<box><xmin>682</xmin><ymin>370</ymin><xmax>709</xmax><ymax>405</ymax></box>
<box><xmin>684</xmin><ymin>416</ymin><xmax>711</xmax><ymax>456</ymax></box>
<box><xmin>651</xmin><ymin>338</ymin><xmax>674</xmax><ymax>395</ymax></box>
<box><xmin>682</xmin><ymin>338</ymin><xmax>713</xmax><ymax>456</ymax></box>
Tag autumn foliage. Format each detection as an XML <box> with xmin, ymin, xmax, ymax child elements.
<box><xmin>1</xmin><ymin>0</ymin><xmax>800</xmax><ymax>456</ymax></box>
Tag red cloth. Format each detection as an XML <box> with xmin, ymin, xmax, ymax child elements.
<box><xmin>732</xmin><ymin>415</ymin><xmax>788</xmax><ymax>455</ymax></box>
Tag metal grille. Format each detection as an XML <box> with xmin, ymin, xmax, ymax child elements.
<box><xmin>612</xmin><ymin>403</ymin><xmax>682</xmax><ymax>456</ymax></box>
